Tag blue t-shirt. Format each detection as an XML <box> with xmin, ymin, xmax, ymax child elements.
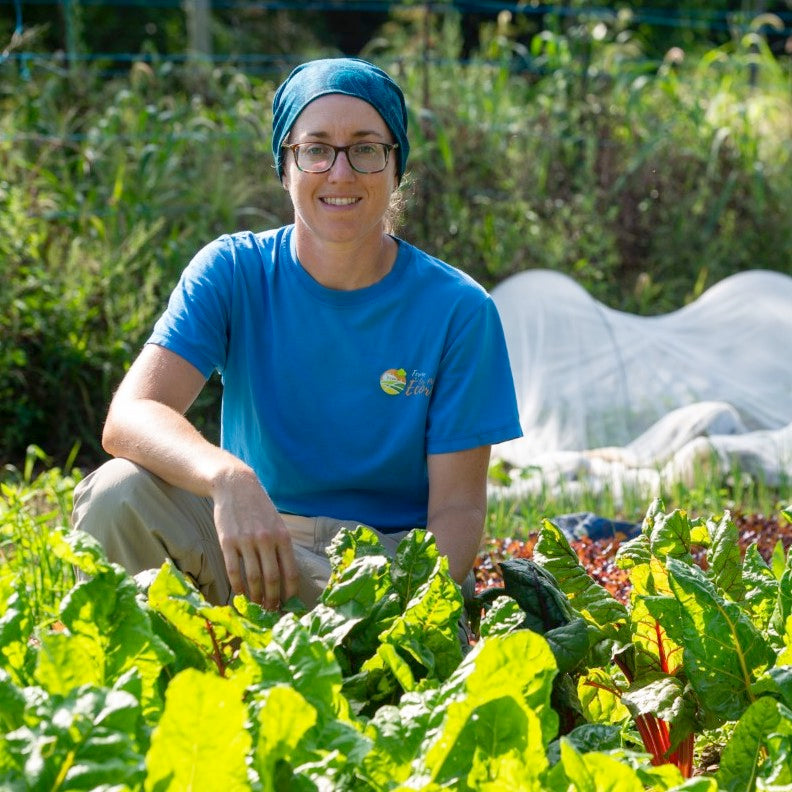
<box><xmin>148</xmin><ymin>226</ymin><xmax>522</xmax><ymax>530</ymax></box>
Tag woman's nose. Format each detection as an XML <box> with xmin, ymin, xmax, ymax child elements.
<box><xmin>327</xmin><ymin>149</ymin><xmax>355</xmax><ymax>179</ymax></box>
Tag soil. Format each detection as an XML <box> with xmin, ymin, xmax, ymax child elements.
<box><xmin>473</xmin><ymin>512</ymin><xmax>792</xmax><ymax>603</ymax></box>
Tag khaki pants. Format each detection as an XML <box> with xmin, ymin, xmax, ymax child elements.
<box><xmin>71</xmin><ymin>458</ymin><xmax>471</xmax><ymax>611</ymax></box>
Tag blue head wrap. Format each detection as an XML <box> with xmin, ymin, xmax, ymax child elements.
<box><xmin>272</xmin><ymin>57</ymin><xmax>409</xmax><ymax>181</ymax></box>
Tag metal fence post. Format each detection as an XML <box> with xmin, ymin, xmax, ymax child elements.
<box><xmin>184</xmin><ymin>0</ymin><xmax>212</xmax><ymax>59</ymax></box>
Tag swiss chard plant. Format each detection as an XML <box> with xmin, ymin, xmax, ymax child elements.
<box><xmin>2</xmin><ymin>466</ymin><xmax>741</xmax><ymax>790</ymax></box>
<box><xmin>484</xmin><ymin>499</ymin><xmax>792</xmax><ymax>789</ymax></box>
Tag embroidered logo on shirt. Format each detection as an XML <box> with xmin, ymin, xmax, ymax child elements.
<box><xmin>380</xmin><ymin>368</ymin><xmax>407</xmax><ymax>395</ymax></box>
<box><xmin>380</xmin><ymin>368</ymin><xmax>434</xmax><ymax>397</ymax></box>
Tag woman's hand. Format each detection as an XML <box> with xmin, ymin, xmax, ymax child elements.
<box><xmin>210</xmin><ymin>466</ymin><xmax>300</xmax><ymax>610</ymax></box>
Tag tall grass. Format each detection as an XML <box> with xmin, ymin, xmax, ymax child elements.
<box><xmin>2</xmin><ymin>11</ymin><xmax>791</xmax><ymax>468</ymax></box>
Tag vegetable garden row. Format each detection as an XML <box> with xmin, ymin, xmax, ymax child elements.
<box><xmin>1</xmin><ymin>468</ymin><xmax>791</xmax><ymax>790</ymax></box>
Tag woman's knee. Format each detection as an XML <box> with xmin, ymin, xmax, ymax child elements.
<box><xmin>72</xmin><ymin>458</ymin><xmax>156</xmax><ymax>539</ymax></box>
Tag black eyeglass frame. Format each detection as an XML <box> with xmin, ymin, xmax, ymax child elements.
<box><xmin>281</xmin><ymin>141</ymin><xmax>399</xmax><ymax>174</ymax></box>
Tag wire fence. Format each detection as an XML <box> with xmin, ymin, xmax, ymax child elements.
<box><xmin>4</xmin><ymin>0</ymin><xmax>791</xmax><ymax>226</ymax></box>
<box><xmin>3</xmin><ymin>0</ymin><xmax>792</xmax><ymax>72</ymax></box>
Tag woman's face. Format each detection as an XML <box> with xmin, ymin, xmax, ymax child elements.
<box><xmin>282</xmin><ymin>94</ymin><xmax>398</xmax><ymax>249</ymax></box>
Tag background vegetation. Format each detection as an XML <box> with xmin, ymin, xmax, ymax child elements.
<box><xmin>2</xmin><ymin>2</ymin><xmax>791</xmax><ymax>470</ymax></box>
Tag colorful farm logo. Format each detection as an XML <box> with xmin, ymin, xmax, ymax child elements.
<box><xmin>379</xmin><ymin>368</ymin><xmax>435</xmax><ymax>397</ymax></box>
<box><xmin>380</xmin><ymin>368</ymin><xmax>407</xmax><ymax>395</ymax></box>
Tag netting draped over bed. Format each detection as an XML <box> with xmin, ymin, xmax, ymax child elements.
<box><xmin>490</xmin><ymin>269</ymin><xmax>792</xmax><ymax>497</ymax></box>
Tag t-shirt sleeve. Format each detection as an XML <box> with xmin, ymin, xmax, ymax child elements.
<box><xmin>426</xmin><ymin>295</ymin><xmax>522</xmax><ymax>454</ymax></box>
<box><xmin>146</xmin><ymin>237</ymin><xmax>233</xmax><ymax>379</ymax></box>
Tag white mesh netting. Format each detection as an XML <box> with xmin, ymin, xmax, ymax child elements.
<box><xmin>490</xmin><ymin>268</ymin><xmax>792</xmax><ymax>501</ymax></box>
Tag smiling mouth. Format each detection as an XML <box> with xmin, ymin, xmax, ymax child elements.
<box><xmin>321</xmin><ymin>197</ymin><xmax>360</xmax><ymax>206</ymax></box>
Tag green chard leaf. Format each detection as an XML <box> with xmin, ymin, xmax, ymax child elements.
<box><xmin>651</xmin><ymin>558</ymin><xmax>777</xmax><ymax>722</ymax></box>
<box><xmin>479</xmin><ymin>595</ymin><xmax>525</xmax><ymax>638</ymax></box>
<box><xmin>577</xmin><ymin>667</ymin><xmax>630</xmax><ymax>725</ymax></box>
<box><xmin>362</xmin><ymin>690</ymin><xmax>439</xmax><ymax>788</ymax></box>
<box><xmin>34</xmin><ymin>567</ymin><xmax>174</xmax><ymax>717</ymax></box>
<box><xmin>770</xmin><ymin>539</ymin><xmax>787</xmax><ymax>581</ymax></box>
<box><xmin>751</xmin><ymin>663</ymin><xmax>792</xmax><ymax>710</ymax></box>
<box><xmin>668</xmin><ymin>779</ymin><xmax>719</xmax><ymax>791</ymax></box>
<box><xmin>390</xmin><ymin>528</ymin><xmax>441</xmax><ymax>604</ymax></box>
<box><xmin>0</xmin><ymin>593</ymin><xmax>34</xmax><ymax>686</ymax></box>
<box><xmin>646</xmin><ymin>509</ymin><xmax>695</xmax><ymax>566</ymax></box>
<box><xmin>615</xmin><ymin>533</ymin><xmax>652</xmax><ymax>572</ymax></box>
<box><xmin>546</xmin><ymin>722</ymin><xmax>623</xmax><ymax>763</ymax></box>
<box><xmin>630</xmin><ymin>596</ymin><xmax>684</xmax><ymax>678</ymax></box>
<box><xmin>325</xmin><ymin>525</ymin><xmax>387</xmax><ymax>588</ymax></box>
<box><xmin>408</xmin><ymin>630</ymin><xmax>559</xmax><ymax>789</ymax></box>
<box><xmin>621</xmin><ymin>675</ymin><xmax>698</xmax><ymax>751</ymax></box>
<box><xmin>0</xmin><ymin>669</ymin><xmax>26</xmax><ymax>732</ymax></box>
<box><xmin>716</xmin><ymin>696</ymin><xmax>792</xmax><ymax>792</ymax></box>
<box><xmin>706</xmin><ymin>512</ymin><xmax>745</xmax><ymax>602</ymax></box>
<box><xmin>145</xmin><ymin>668</ymin><xmax>251</xmax><ymax>792</ymax></box>
<box><xmin>245</xmin><ymin>613</ymin><xmax>348</xmax><ymax>726</ymax></box>
<box><xmin>769</xmin><ymin>543</ymin><xmax>792</xmax><ymax>639</ymax></box>
<box><xmin>251</xmin><ymin>684</ymin><xmax>319</xmax><ymax>792</ymax></box>
<box><xmin>556</xmin><ymin>738</ymin><xmax>646</xmax><ymax>792</ymax></box>
<box><xmin>56</xmin><ymin>528</ymin><xmax>114</xmax><ymax>577</ymax></box>
<box><xmin>2</xmin><ymin>682</ymin><xmax>146</xmax><ymax>791</ymax></box>
<box><xmin>147</xmin><ymin>559</ymin><xmax>266</xmax><ymax>675</ymax></box>
<box><xmin>378</xmin><ymin>555</ymin><xmax>462</xmax><ymax>680</ymax></box>
<box><xmin>322</xmin><ymin>552</ymin><xmax>398</xmax><ymax>631</ymax></box>
<box><xmin>780</xmin><ymin>614</ymin><xmax>792</xmax><ymax>665</ymax></box>
<box><xmin>246</xmin><ymin>618</ymin><xmax>371</xmax><ymax>789</ymax></box>
<box><xmin>534</xmin><ymin>519</ymin><xmax>629</xmax><ymax>640</ymax></box>
<box><xmin>741</xmin><ymin>543</ymin><xmax>779</xmax><ymax>631</ymax></box>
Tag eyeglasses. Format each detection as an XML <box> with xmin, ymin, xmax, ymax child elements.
<box><xmin>282</xmin><ymin>141</ymin><xmax>398</xmax><ymax>174</ymax></box>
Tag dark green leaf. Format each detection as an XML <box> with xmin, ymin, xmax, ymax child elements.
<box><xmin>544</xmin><ymin>617</ymin><xmax>591</xmax><ymax>674</ymax></box>
<box><xmin>495</xmin><ymin>557</ymin><xmax>578</xmax><ymax>633</ymax></box>
<box><xmin>534</xmin><ymin>521</ymin><xmax>629</xmax><ymax>638</ymax></box>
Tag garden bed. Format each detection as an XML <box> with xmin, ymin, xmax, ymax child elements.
<box><xmin>474</xmin><ymin>511</ymin><xmax>792</xmax><ymax>602</ymax></box>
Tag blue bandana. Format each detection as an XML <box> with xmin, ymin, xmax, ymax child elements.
<box><xmin>271</xmin><ymin>57</ymin><xmax>409</xmax><ymax>181</ymax></box>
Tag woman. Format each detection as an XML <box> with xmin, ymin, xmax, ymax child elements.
<box><xmin>72</xmin><ymin>57</ymin><xmax>522</xmax><ymax>611</ymax></box>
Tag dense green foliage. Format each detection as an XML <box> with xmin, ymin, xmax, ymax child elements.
<box><xmin>2</xmin><ymin>9</ymin><xmax>791</xmax><ymax>467</ymax></box>
<box><xmin>1</xmin><ymin>458</ymin><xmax>791</xmax><ymax>788</ymax></box>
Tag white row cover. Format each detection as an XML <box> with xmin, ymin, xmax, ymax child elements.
<box><xmin>490</xmin><ymin>269</ymin><xmax>792</xmax><ymax>500</ymax></box>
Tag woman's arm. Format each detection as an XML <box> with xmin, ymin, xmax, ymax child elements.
<box><xmin>425</xmin><ymin>445</ymin><xmax>491</xmax><ymax>584</ymax></box>
<box><xmin>102</xmin><ymin>343</ymin><xmax>299</xmax><ymax>609</ymax></box>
